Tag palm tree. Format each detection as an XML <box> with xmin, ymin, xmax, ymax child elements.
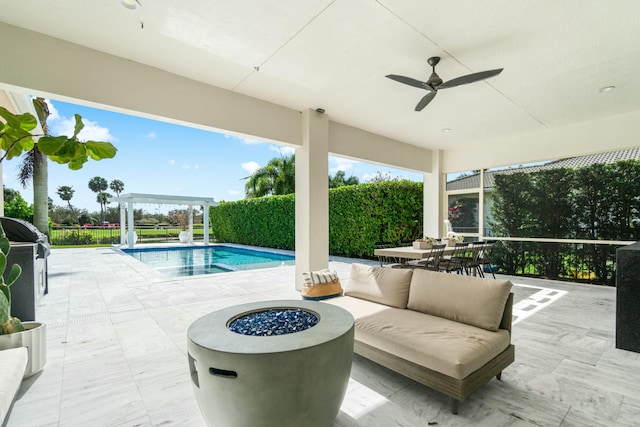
<box><xmin>244</xmin><ymin>154</ymin><xmax>295</xmax><ymax>198</ymax></box>
<box><xmin>17</xmin><ymin>98</ymin><xmax>49</xmax><ymax>233</ymax></box>
<box><xmin>88</xmin><ymin>176</ymin><xmax>108</xmax><ymax>221</ymax></box>
<box><xmin>109</xmin><ymin>179</ymin><xmax>124</xmax><ymax>197</ymax></box>
<box><xmin>96</xmin><ymin>192</ymin><xmax>112</xmax><ymax>223</ymax></box>
<box><xmin>56</xmin><ymin>185</ymin><xmax>77</xmax><ymax>224</ymax></box>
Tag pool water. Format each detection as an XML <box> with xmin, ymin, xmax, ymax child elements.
<box><xmin>122</xmin><ymin>245</ymin><xmax>295</xmax><ymax>277</ymax></box>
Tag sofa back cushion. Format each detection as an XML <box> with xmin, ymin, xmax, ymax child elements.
<box><xmin>345</xmin><ymin>263</ymin><xmax>413</xmax><ymax>308</ymax></box>
<box><xmin>407</xmin><ymin>269</ymin><xmax>512</xmax><ymax>331</ymax></box>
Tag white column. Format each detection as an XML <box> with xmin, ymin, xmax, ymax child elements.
<box><xmin>295</xmin><ymin>109</ymin><xmax>329</xmax><ymax>291</ymax></box>
<box><xmin>423</xmin><ymin>149</ymin><xmax>443</xmax><ymax>239</ymax></box>
<box><xmin>203</xmin><ymin>203</ymin><xmax>210</xmax><ymax>245</ymax></box>
<box><xmin>119</xmin><ymin>203</ymin><xmax>126</xmax><ymax>244</ymax></box>
<box><xmin>127</xmin><ymin>201</ymin><xmax>135</xmax><ymax>249</ymax></box>
<box><xmin>188</xmin><ymin>205</ymin><xmax>194</xmax><ymax>243</ymax></box>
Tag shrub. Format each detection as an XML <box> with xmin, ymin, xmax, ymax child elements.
<box><xmin>51</xmin><ymin>229</ymin><xmax>96</xmax><ymax>245</ymax></box>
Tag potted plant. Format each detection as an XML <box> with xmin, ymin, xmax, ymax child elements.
<box><xmin>0</xmin><ymin>224</ymin><xmax>46</xmax><ymax>377</ymax></box>
<box><xmin>443</xmin><ymin>234</ymin><xmax>465</xmax><ymax>247</ymax></box>
<box><xmin>413</xmin><ymin>236</ymin><xmax>438</xmax><ymax>249</ymax></box>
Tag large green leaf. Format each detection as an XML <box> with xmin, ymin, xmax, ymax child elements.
<box><xmin>1</xmin><ymin>128</ymin><xmax>35</xmax><ymax>158</ymax></box>
<box><xmin>0</xmin><ymin>107</ymin><xmax>37</xmax><ymax>132</ymax></box>
<box><xmin>37</xmin><ymin>135</ymin><xmax>67</xmax><ymax>155</ymax></box>
<box><xmin>0</xmin><ymin>287</ymin><xmax>10</xmax><ymax>324</ymax></box>
<box><xmin>55</xmin><ymin>139</ymin><xmax>79</xmax><ymax>160</ymax></box>
<box><xmin>68</xmin><ymin>157</ymin><xmax>88</xmax><ymax>170</ymax></box>
<box><xmin>72</xmin><ymin>113</ymin><xmax>84</xmax><ymax>138</ymax></box>
<box><xmin>85</xmin><ymin>141</ymin><xmax>117</xmax><ymax>159</ymax></box>
<box><xmin>2</xmin><ymin>105</ymin><xmax>118</xmax><ymax>170</ymax></box>
<box><xmin>6</xmin><ymin>264</ymin><xmax>22</xmax><ymax>287</ymax></box>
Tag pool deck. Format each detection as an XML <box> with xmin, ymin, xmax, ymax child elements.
<box><xmin>6</xmin><ymin>245</ymin><xmax>640</xmax><ymax>426</ymax></box>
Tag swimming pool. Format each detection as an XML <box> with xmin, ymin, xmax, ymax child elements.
<box><xmin>122</xmin><ymin>245</ymin><xmax>295</xmax><ymax>277</ymax></box>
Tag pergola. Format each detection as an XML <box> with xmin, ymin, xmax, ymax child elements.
<box><xmin>111</xmin><ymin>193</ymin><xmax>217</xmax><ymax>249</ymax></box>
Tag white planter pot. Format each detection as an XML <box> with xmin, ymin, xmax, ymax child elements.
<box><xmin>0</xmin><ymin>321</ymin><xmax>46</xmax><ymax>378</ymax></box>
<box><xmin>124</xmin><ymin>231</ymin><xmax>138</xmax><ymax>245</ymax></box>
<box><xmin>179</xmin><ymin>231</ymin><xmax>191</xmax><ymax>243</ymax></box>
<box><xmin>413</xmin><ymin>241</ymin><xmax>433</xmax><ymax>249</ymax></box>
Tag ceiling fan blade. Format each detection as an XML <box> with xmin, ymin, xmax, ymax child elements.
<box><xmin>386</xmin><ymin>74</ymin><xmax>431</xmax><ymax>90</ymax></box>
<box><xmin>439</xmin><ymin>68</ymin><xmax>503</xmax><ymax>89</ymax></box>
<box><xmin>415</xmin><ymin>91</ymin><xmax>437</xmax><ymax>111</ymax></box>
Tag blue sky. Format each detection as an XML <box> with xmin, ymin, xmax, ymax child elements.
<box><xmin>2</xmin><ymin>99</ymin><xmax>423</xmax><ymax>214</ymax></box>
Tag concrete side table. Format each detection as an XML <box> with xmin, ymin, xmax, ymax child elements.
<box><xmin>187</xmin><ymin>300</ymin><xmax>354</xmax><ymax>427</ymax></box>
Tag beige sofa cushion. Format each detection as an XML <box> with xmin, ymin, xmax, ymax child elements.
<box><xmin>324</xmin><ymin>295</ymin><xmax>397</xmax><ymax>320</ymax></box>
<box><xmin>344</xmin><ymin>263</ymin><xmax>413</xmax><ymax>308</ymax></box>
<box><xmin>407</xmin><ymin>269</ymin><xmax>512</xmax><ymax>331</ymax></box>
<box><xmin>337</xmin><ymin>299</ymin><xmax>511</xmax><ymax>379</ymax></box>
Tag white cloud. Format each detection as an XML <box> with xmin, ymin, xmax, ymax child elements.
<box><xmin>228</xmin><ymin>189</ymin><xmax>240</xmax><ymax>195</ymax></box>
<box><xmin>78</xmin><ymin>119</ymin><xmax>116</xmax><ymax>142</ymax></box>
<box><xmin>44</xmin><ymin>99</ymin><xmax>60</xmax><ymax>122</ymax></box>
<box><xmin>224</xmin><ymin>134</ymin><xmax>262</xmax><ymax>145</ymax></box>
<box><xmin>181</xmin><ymin>164</ymin><xmax>190</xmax><ymax>170</ymax></box>
<box><xmin>242</xmin><ymin>161</ymin><xmax>261</xmax><ymax>174</ymax></box>
<box><xmin>329</xmin><ymin>157</ymin><xmax>360</xmax><ymax>174</ymax></box>
<box><xmin>145</xmin><ymin>131</ymin><xmax>157</xmax><ymax>139</ymax></box>
<box><xmin>194</xmin><ymin>164</ymin><xmax>200</xmax><ymax>170</ymax></box>
<box><xmin>47</xmin><ymin>102</ymin><xmax>116</xmax><ymax>142</ymax></box>
<box><xmin>168</xmin><ymin>160</ymin><xmax>176</xmax><ymax>165</ymax></box>
<box><xmin>268</xmin><ymin>144</ymin><xmax>295</xmax><ymax>156</ymax></box>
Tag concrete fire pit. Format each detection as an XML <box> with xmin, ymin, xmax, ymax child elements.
<box><xmin>187</xmin><ymin>300</ymin><xmax>355</xmax><ymax>427</ymax></box>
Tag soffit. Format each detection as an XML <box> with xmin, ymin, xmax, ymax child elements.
<box><xmin>1</xmin><ymin>0</ymin><xmax>639</xmax><ymax>152</ymax></box>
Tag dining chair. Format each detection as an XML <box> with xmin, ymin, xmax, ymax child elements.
<box><xmin>438</xmin><ymin>242</ymin><xmax>468</xmax><ymax>274</ymax></box>
<box><xmin>477</xmin><ymin>240</ymin><xmax>497</xmax><ymax>278</ymax></box>
<box><xmin>375</xmin><ymin>243</ymin><xmax>408</xmax><ymax>268</ymax></box>
<box><xmin>464</xmin><ymin>241</ymin><xmax>486</xmax><ymax>277</ymax></box>
<box><xmin>402</xmin><ymin>243</ymin><xmax>447</xmax><ymax>270</ymax></box>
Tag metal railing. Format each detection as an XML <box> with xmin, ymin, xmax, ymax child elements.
<box><xmin>50</xmin><ymin>225</ymin><xmax>209</xmax><ymax>246</ymax></box>
<box><xmin>487</xmin><ymin>237</ymin><xmax>634</xmax><ymax>286</ymax></box>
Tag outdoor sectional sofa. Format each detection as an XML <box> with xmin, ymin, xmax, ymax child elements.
<box><xmin>0</xmin><ymin>347</ymin><xmax>28</xmax><ymax>425</ymax></box>
<box><xmin>326</xmin><ymin>263</ymin><xmax>515</xmax><ymax>414</ymax></box>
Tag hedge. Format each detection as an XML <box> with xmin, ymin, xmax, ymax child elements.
<box><xmin>209</xmin><ymin>180</ymin><xmax>423</xmax><ymax>258</ymax></box>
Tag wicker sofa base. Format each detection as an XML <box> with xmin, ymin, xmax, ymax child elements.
<box><xmin>354</xmin><ymin>341</ymin><xmax>515</xmax><ymax>414</ymax></box>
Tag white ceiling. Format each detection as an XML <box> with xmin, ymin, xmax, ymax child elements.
<box><xmin>2</xmin><ymin>0</ymin><xmax>640</xmax><ymax>151</ymax></box>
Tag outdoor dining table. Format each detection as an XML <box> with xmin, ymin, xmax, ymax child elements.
<box><xmin>373</xmin><ymin>245</ymin><xmax>456</xmax><ymax>260</ymax></box>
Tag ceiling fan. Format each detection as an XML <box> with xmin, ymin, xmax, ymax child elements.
<box><xmin>386</xmin><ymin>56</ymin><xmax>503</xmax><ymax>111</ymax></box>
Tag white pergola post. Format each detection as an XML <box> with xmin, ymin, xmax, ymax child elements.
<box><xmin>295</xmin><ymin>109</ymin><xmax>329</xmax><ymax>291</ymax></box>
<box><xmin>188</xmin><ymin>205</ymin><xmax>194</xmax><ymax>243</ymax></box>
<box><xmin>203</xmin><ymin>203</ymin><xmax>210</xmax><ymax>245</ymax></box>
<box><xmin>119</xmin><ymin>203</ymin><xmax>126</xmax><ymax>244</ymax></box>
<box><xmin>127</xmin><ymin>200</ymin><xmax>135</xmax><ymax>249</ymax></box>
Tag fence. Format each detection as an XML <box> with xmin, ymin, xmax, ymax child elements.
<box><xmin>50</xmin><ymin>225</ymin><xmax>208</xmax><ymax>246</ymax></box>
<box><xmin>489</xmin><ymin>237</ymin><xmax>634</xmax><ymax>286</ymax></box>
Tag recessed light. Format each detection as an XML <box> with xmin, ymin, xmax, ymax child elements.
<box><xmin>599</xmin><ymin>85</ymin><xmax>615</xmax><ymax>93</ymax></box>
<box><xmin>442</xmin><ymin>128</ymin><xmax>451</xmax><ymax>133</ymax></box>
<box><xmin>121</xmin><ymin>0</ymin><xmax>141</xmax><ymax>10</ymax></box>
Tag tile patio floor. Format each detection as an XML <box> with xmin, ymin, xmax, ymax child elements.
<box><xmin>6</xmin><ymin>245</ymin><xmax>640</xmax><ymax>426</ymax></box>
